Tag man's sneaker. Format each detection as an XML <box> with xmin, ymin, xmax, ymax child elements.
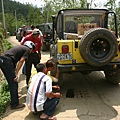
<box><xmin>11</xmin><ymin>103</ymin><xmax>25</xmax><ymax>110</ymax></box>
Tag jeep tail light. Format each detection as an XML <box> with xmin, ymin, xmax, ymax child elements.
<box><xmin>43</xmin><ymin>34</ymin><xmax>47</xmax><ymax>38</ymax></box>
<box><xmin>62</xmin><ymin>45</ymin><xmax>69</xmax><ymax>54</ymax></box>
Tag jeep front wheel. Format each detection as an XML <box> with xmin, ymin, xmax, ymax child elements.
<box><xmin>80</xmin><ymin>28</ymin><xmax>118</xmax><ymax>67</ymax></box>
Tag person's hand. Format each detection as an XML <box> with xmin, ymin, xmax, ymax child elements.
<box><xmin>55</xmin><ymin>92</ymin><xmax>62</xmax><ymax>98</ymax></box>
<box><xmin>38</xmin><ymin>54</ymin><xmax>41</xmax><ymax>60</ymax></box>
<box><xmin>14</xmin><ymin>76</ymin><xmax>18</xmax><ymax>82</ymax></box>
<box><xmin>52</xmin><ymin>85</ymin><xmax>60</xmax><ymax>91</ymax></box>
<box><xmin>50</xmin><ymin>57</ymin><xmax>53</xmax><ymax>60</ymax></box>
<box><xmin>55</xmin><ymin>85</ymin><xmax>60</xmax><ymax>91</ymax></box>
<box><xmin>114</xmin><ymin>58</ymin><xmax>120</xmax><ymax>61</ymax></box>
<box><xmin>14</xmin><ymin>70</ymin><xmax>18</xmax><ymax>82</ymax></box>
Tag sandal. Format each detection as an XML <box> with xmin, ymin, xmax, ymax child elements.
<box><xmin>32</xmin><ymin>112</ymin><xmax>38</xmax><ymax>115</ymax></box>
<box><xmin>40</xmin><ymin>116</ymin><xmax>57</xmax><ymax>120</ymax></box>
<box><xmin>18</xmin><ymin>94</ymin><xmax>22</xmax><ymax>98</ymax></box>
<box><xmin>48</xmin><ymin>116</ymin><xmax>57</xmax><ymax>120</ymax></box>
<box><xmin>40</xmin><ymin>116</ymin><xmax>49</xmax><ymax>120</ymax></box>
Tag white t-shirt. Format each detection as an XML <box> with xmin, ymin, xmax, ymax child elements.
<box><xmin>20</xmin><ymin>37</ymin><xmax>25</xmax><ymax>43</ymax></box>
<box><xmin>26</xmin><ymin>72</ymin><xmax>52</xmax><ymax>112</ymax></box>
<box><xmin>39</xmin><ymin>30</ymin><xmax>43</xmax><ymax>37</ymax></box>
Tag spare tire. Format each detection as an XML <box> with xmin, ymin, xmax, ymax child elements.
<box><xmin>80</xmin><ymin>28</ymin><xmax>118</xmax><ymax>67</ymax></box>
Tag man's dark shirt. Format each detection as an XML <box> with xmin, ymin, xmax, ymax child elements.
<box><xmin>3</xmin><ymin>45</ymin><xmax>30</xmax><ymax>65</ymax></box>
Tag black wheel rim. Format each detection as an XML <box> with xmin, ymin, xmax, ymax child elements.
<box><xmin>90</xmin><ymin>38</ymin><xmax>110</xmax><ymax>58</ymax></box>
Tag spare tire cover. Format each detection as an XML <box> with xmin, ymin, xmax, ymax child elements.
<box><xmin>79</xmin><ymin>28</ymin><xmax>118</xmax><ymax>67</ymax></box>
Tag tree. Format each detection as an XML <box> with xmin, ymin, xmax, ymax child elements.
<box><xmin>0</xmin><ymin>0</ymin><xmax>119</xmax><ymax>36</ymax></box>
<box><xmin>104</xmin><ymin>0</ymin><xmax>120</xmax><ymax>36</ymax></box>
<box><xmin>116</xmin><ymin>3</ymin><xmax>120</xmax><ymax>36</ymax></box>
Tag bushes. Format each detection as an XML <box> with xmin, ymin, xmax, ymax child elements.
<box><xmin>0</xmin><ymin>27</ymin><xmax>13</xmax><ymax>56</ymax></box>
<box><xmin>0</xmin><ymin>38</ymin><xmax>13</xmax><ymax>55</ymax></box>
<box><xmin>0</xmin><ymin>33</ymin><xmax>3</xmax><ymax>40</ymax></box>
<box><xmin>5</xmin><ymin>39</ymin><xmax>13</xmax><ymax>50</ymax></box>
<box><xmin>0</xmin><ymin>28</ymin><xmax>4</xmax><ymax>40</ymax></box>
<box><xmin>0</xmin><ymin>38</ymin><xmax>13</xmax><ymax>118</ymax></box>
<box><xmin>0</xmin><ymin>81</ymin><xmax>10</xmax><ymax>117</ymax></box>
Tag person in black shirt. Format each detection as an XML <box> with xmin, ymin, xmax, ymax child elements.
<box><xmin>0</xmin><ymin>41</ymin><xmax>35</xmax><ymax>109</ymax></box>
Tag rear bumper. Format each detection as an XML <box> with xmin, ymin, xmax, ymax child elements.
<box><xmin>58</xmin><ymin>62</ymin><xmax>120</xmax><ymax>73</ymax></box>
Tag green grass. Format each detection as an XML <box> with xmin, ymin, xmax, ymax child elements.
<box><xmin>0</xmin><ymin>81</ymin><xmax>10</xmax><ymax>117</ymax></box>
<box><xmin>0</xmin><ymin>38</ymin><xmax>13</xmax><ymax>119</ymax></box>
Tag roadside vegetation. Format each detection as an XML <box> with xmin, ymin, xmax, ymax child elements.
<box><xmin>0</xmin><ymin>0</ymin><xmax>119</xmax><ymax>36</ymax></box>
<box><xmin>0</xmin><ymin>28</ymin><xmax>13</xmax><ymax>119</ymax></box>
<box><xmin>0</xmin><ymin>81</ymin><xmax>10</xmax><ymax>119</ymax></box>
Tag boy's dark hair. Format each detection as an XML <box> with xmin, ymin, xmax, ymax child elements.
<box><xmin>36</xmin><ymin>63</ymin><xmax>46</xmax><ymax>72</ymax></box>
<box><xmin>46</xmin><ymin>60</ymin><xmax>54</xmax><ymax>68</ymax></box>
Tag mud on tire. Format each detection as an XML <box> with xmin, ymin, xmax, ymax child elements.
<box><xmin>104</xmin><ymin>69</ymin><xmax>120</xmax><ymax>84</ymax></box>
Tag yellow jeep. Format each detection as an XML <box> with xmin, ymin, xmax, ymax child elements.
<box><xmin>50</xmin><ymin>9</ymin><xmax>120</xmax><ymax>84</ymax></box>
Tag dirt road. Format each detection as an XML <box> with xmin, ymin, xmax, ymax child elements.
<box><xmin>2</xmin><ymin>36</ymin><xmax>120</xmax><ymax>120</ymax></box>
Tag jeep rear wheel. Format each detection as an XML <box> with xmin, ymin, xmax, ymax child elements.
<box><xmin>80</xmin><ymin>28</ymin><xmax>118</xmax><ymax>67</ymax></box>
<box><xmin>104</xmin><ymin>69</ymin><xmax>120</xmax><ymax>84</ymax></box>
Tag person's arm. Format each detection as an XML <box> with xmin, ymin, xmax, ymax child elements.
<box><xmin>20</xmin><ymin>37</ymin><xmax>25</xmax><ymax>44</ymax></box>
<box><xmin>55</xmin><ymin>68</ymin><xmax>59</xmax><ymax>79</ymax></box>
<box><xmin>37</xmin><ymin>37</ymin><xmax>42</xmax><ymax>59</ymax></box>
<box><xmin>21</xmin><ymin>36</ymin><xmax>27</xmax><ymax>45</ymax></box>
<box><xmin>40</xmin><ymin>30</ymin><xmax>44</xmax><ymax>45</ymax></box>
<box><xmin>41</xmin><ymin>36</ymin><xmax>44</xmax><ymax>42</ymax></box>
<box><xmin>52</xmin><ymin>85</ymin><xmax>60</xmax><ymax>91</ymax></box>
<box><xmin>45</xmin><ymin>76</ymin><xmax>61</xmax><ymax>98</ymax></box>
<box><xmin>14</xmin><ymin>57</ymin><xmax>25</xmax><ymax>82</ymax></box>
<box><xmin>37</xmin><ymin>47</ymin><xmax>41</xmax><ymax>59</ymax></box>
<box><xmin>45</xmin><ymin>92</ymin><xmax>61</xmax><ymax>98</ymax></box>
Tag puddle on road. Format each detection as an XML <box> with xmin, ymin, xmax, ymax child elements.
<box><xmin>66</xmin><ymin>89</ymin><xmax>75</xmax><ymax>98</ymax></box>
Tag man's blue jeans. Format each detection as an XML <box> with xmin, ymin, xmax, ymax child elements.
<box><xmin>0</xmin><ymin>56</ymin><xmax>19</xmax><ymax>108</ymax></box>
<box><xmin>43</xmin><ymin>98</ymin><xmax>60</xmax><ymax>116</ymax></box>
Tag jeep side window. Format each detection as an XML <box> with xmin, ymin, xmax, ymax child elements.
<box><xmin>57</xmin><ymin>14</ymin><xmax>63</xmax><ymax>39</ymax></box>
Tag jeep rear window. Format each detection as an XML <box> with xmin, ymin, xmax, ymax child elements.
<box><xmin>64</xmin><ymin>14</ymin><xmax>102</xmax><ymax>33</ymax></box>
<box><xmin>56</xmin><ymin>10</ymin><xmax>107</xmax><ymax>39</ymax></box>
